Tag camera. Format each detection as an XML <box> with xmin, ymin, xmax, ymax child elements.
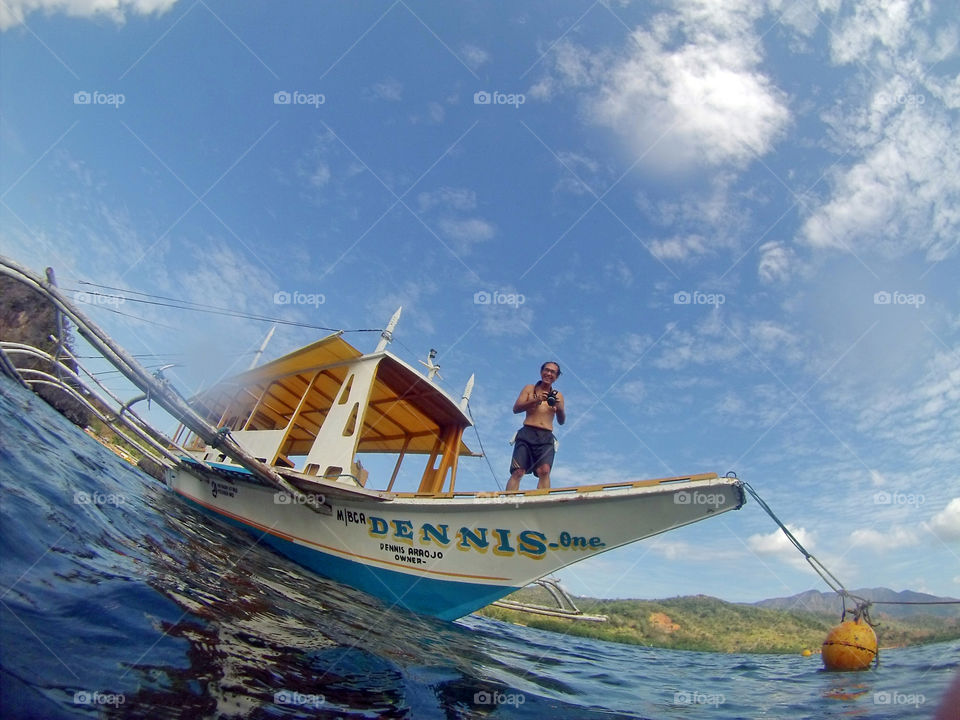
<box><xmin>546</xmin><ymin>389</ymin><xmax>559</xmax><ymax>407</ymax></box>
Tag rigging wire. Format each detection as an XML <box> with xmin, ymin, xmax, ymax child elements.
<box><xmin>466</xmin><ymin>401</ymin><xmax>504</xmax><ymax>492</ymax></box>
<box><xmin>73</xmin><ymin>282</ymin><xmax>380</xmax><ymax>333</ymax></box>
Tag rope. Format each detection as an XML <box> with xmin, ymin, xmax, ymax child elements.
<box><xmin>741</xmin><ymin>479</ymin><xmax>959</xmax><ymax>632</ymax></box>
<box><xmin>741</xmin><ymin>479</ymin><xmax>877</xmax><ymax>626</ymax></box>
<box><xmin>69</xmin><ymin>284</ymin><xmax>381</xmax><ymax>333</ymax></box>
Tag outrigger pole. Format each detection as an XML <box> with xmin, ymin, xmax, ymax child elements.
<box><xmin>0</xmin><ymin>255</ymin><xmax>316</xmax><ymax>506</ymax></box>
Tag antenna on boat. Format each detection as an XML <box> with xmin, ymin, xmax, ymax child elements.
<box><xmin>248</xmin><ymin>325</ymin><xmax>276</xmax><ymax>370</ymax></box>
<box><xmin>460</xmin><ymin>373</ymin><xmax>475</xmax><ymax>411</ymax></box>
<box><xmin>419</xmin><ymin>349</ymin><xmax>442</xmax><ymax>380</ymax></box>
<box><xmin>376</xmin><ymin>307</ymin><xmax>402</xmax><ymax>352</ymax></box>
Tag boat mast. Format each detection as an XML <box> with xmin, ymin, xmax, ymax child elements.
<box><xmin>375</xmin><ymin>307</ymin><xmax>402</xmax><ymax>352</ymax></box>
<box><xmin>247</xmin><ymin>325</ymin><xmax>276</xmax><ymax>370</ymax></box>
<box><xmin>460</xmin><ymin>373</ymin><xmax>475</xmax><ymax>412</ymax></box>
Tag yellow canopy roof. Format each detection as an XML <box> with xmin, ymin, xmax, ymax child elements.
<box><xmin>191</xmin><ymin>333</ymin><xmax>477</xmax><ymax>457</ymax></box>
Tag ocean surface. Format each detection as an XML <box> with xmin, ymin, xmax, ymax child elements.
<box><xmin>0</xmin><ymin>375</ymin><xmax>957</xmax><ymax>719</ymax></box>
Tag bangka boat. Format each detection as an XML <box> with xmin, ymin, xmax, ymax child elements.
<box><xmin>0</xmin><ymin>256</ymin><xmax>745</xmax><ymax>621</ymax></box>
<box><xmin>166</xmin><ymin>311</ymin><xmax>746</xmax><ymax>620</ymax></box>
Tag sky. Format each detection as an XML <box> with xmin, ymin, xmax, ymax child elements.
<box><xmin>1</xmin><ymin>0</ymin><xmax>958</xmax><ymax>605</ymax></box>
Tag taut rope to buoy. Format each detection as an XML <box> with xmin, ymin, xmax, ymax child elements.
<box><xmin>735</xmin><ymin>477</ymin><xmax>959</xmax><ymax>670</ymax></box>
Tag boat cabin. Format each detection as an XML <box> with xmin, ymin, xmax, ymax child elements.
<box><xmin>175</xmin><ymin>332</ymin><xmax>477</xmax><ymax>494</ymax></box>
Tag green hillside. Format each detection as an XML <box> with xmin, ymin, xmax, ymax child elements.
<box><xmin>477</xmin><ymin>589</ymin><xmax>960</xmax><ymax>654</ymax></box>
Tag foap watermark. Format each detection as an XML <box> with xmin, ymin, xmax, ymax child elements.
<box><xmin>74</xmin><ymin>90</ymin><xmax>125</xmax><ymax>108</ymax></box>
<box><xmin>274</xmin><ymin>690</ymin><xmax>325</xmax><ymax>709</ymax></box>
<box><xmin>74</xmin><ymin>290</ymin><xmax>125</xmax><ymax>307</ymax></box>
<box><xmin>274</xmin><ymin>90</ymin><xmax>325</xmax><ymax>108</ymax></box>
<box><xmin>474</xmin><ymin>290</ymin><xmax>525</xmax><ymax>308</ymax></box>
<box><xmin>873</xmin><ymin>291</ymin><xmax>925</xmax><ymax>308</ymax></box>
<box><xmin>474</xmin><ymin>90</ymin><xmax>525</xmax><ymax>108</ymax></box>
<box><xmin>274</xmin><ymin>492</ymin><xmax>326</xmax><ymax>508</ymax></box>
<box><xmin>873</xmin><ymin>690</ymin><xmax>925</xmax><ymax>708</ymax></box>
<box><xmin>73</xmin><ymin>691</ymin><xmax>125</xmax><ymax>707</ymax></box>
<box><xmin>876</xmin><ymin>92</ymin><xmax>925</xmax><ymax>107</ymax></box>
<box><xmin>674</xmin><ymin>690</ymin><xmax>725</xmax><ymax>707</ymax></box>
<box><xmin>674</xmin><ymin>290</ymin><xmax>725</xmax><ymax>307</ymax></box>
<box><xmin>74</xmin><ymin>491</ymin><xmax>126</xmax><ymax>507</ymax></box>
<box><xmin>473</xmin><ymin>690</ymin><xmax>526</xmax><ymax>707</ymax></box>
<box><xmin>675</xmin><ymin>491</ymin><xmax>726</xmax><ymax>507</ymax></box>
<box><xmin>274</xmin><ymin>290</ymin><xmax>325</xmax><ymax>308</ymax></box>
<box><xmin>873</xmin><ymin>490</ymin><xmax>925</xmax><ymax>508</ymax></box>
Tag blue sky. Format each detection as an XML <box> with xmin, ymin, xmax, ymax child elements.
<box><xmin>1</xmin><ymin>0</ymin><xmax>958</xmax><ymax>604</ymax></box>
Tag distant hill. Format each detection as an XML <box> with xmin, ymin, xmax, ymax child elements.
<box><xmin>478</xmin><ymin>587</ymin><xmax>960</xmax><ymax>654</ymax></box>
<box><xmin>754</xmin><ymin>588</ymin><xmax>960</xmax><ymax>619</ymax></box>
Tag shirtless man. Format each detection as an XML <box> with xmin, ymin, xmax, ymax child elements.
<box><xmin>506</xmin><ymin>362</ymin><xmax>566</xmax><ymax>491</ymax></box>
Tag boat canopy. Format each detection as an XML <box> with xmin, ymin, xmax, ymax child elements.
<box><xmin>190</xmin><ymin>332</ymin><xmax>477</xmax><ymax>459</ymax></box>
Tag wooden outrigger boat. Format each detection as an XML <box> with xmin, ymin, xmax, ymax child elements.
<box><xmin>0</xmin><ymin>257</ymin><xmax>745</xmax><ymax>622</ymax></box>
<box><xmin>167</xmin><ymin>310</ymin><xmax>746</xmax><ymax>620</ymax></box>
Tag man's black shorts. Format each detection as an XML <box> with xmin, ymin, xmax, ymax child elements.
<box><xmin>510</xmin><ymin>425</ymin><xmax>556</xmax><ymax>475</ymax></box>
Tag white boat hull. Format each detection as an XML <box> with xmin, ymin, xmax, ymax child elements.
<box><xmin>169</xmin><ymin>465</ymin><xmax>744</xmax><ymax>620</ymax></box>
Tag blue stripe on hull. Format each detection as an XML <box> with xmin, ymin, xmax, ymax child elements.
<box><xmin>180</xmin><ymin>495</ymin><xmax>519</xmax><ymax>621</ymax></box>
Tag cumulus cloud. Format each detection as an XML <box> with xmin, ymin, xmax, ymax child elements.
<box><xmin>927</xmin><ymin>498</ymin><xmax>960</xmax><ymax>542</ymax></box>
<box><xmin>747</xmin><ymin>524</ymin><xmax>817</xmax><ymax>570</ymax></box>
<box><xmin>0</xmin><ymin>0</ymin><xmax>177</xmax><ymax>29</ymax></box>
<box><xmin>587</xmin><ymin>3</ymin><xmax>789</xmax><ymax>171</ymax></box>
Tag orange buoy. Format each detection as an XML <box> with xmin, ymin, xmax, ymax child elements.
<box><xmin>802</xmin><ymin>649</ymin><xmax>812</xmax><ymax>657</ymax></box>
<box><xmin>821</xmin><ymin>619</ymin><xmax>877</xmax><ymax>671</ymax></box>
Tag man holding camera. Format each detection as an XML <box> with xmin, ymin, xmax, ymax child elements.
<box><xmin>506</xmin><ymin>362</ymin><xmax>566</xmax><ymax>491</ymax></box>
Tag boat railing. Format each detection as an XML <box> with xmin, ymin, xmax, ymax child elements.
<box><xmin>389</xmin><ymin>472</ymin><xmax>721</xmax><ymax>499</ymax></box>
<box><xmin>0</xmin><ymin>255</ymin><xmax>346</xmax><ymax>510</ymax></box>
<box><xmin>0</xmin><ymin>340</ymin><xmax>185</xmax><ymax>469</ymax></box>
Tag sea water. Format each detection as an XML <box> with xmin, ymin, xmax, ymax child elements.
<box><xmin>0</xmin><ymin>376</ymin><xmax>956</xmax><ymax>719</ymax></box>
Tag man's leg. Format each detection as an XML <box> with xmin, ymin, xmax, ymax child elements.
<box><xmin>506</xmin><ymin>466</ymin><xmax>525</xmax><ymax>491</ymax></box>
<box><xmin>534</xmin><ymin>463</ymin><xmax>551</xmax><ymax>489</ymax></box>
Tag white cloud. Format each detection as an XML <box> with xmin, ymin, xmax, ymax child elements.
<box><xmin>828</xmin><ymin>0</ymin><xmax>919</xmax><ymax>66</ymax></box>
<box><xmin>370</xmin><ymin>79</ymin><xmax>403</xmax><ymax>102</ymax></box>
<box><xmin>461</xmin><ymin>44</ymin><xmax>489</xmax><ymax>69</ymax></box>
<box><xmin>309</xmin><ymin>162</ymin><xmax>330</xmax><ymax>188</ymax></box>
<box><xmin>757</xmin><ymin>241</ymin><xmax>793</xmax><ymax>284</ymax></box>
<box><xmin>0</xmin><ymin>0</ymin><xmax>177</xmax><ymax>29</ymax></box>
<box><xmin>587</xmin><ymin>4</ymin><xmax>789</xmax><ymax>171</ymax></box>
<box><xmin>747</xmin><ymin>524</ymin><xmax>817</xmax><ymax>570</ymax></box>
<box><xmin>650</xmin><ymin>234</ymin><xmax>708</xmax><ymax>261</ymax></box>
<box><xmin>749</xmin><ymin>320</ymin><xmax>800</xmax><ymax>357</ymax></box>
<box><xmin>927</xmin><ymin>498</ymin><xmax>960</xmax><ymax>542</ymax></box>
<box><xmin>849</xmin><ymin>526</ymin><xmax>920</xmax><ymax>551</ymax></box>
<box><xmin>797</xmin><ymin>0</ymin><xmax>959</xmax><ymax>263</ymax></box>
<box><xmin>436</xmin><ymin>217</ymin><xmax>495</xmax><ymax>247</ymax></box>
<box><xmin>800</xmin><ymin>104</ymin><xmax>960</xmax><ymax>262</ymax></box>
<box><xmin>417</xmin><ymin>187</ymin><xmax>477</xmax><ymax>213</ymax></box>
<box><xmin>417</xmin><ymin>187</ymin><xmax>494</xmax><ymax>252</ymax></box>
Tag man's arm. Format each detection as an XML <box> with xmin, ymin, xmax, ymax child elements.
<box><xmin>513</xmin><ymin>384</ymin><xmax>541</xmax><ymax>414</ymax></box>
<box><xmin>555</xmin><ymin>392</ymin><xmax>566</xmax><ymax>425</ymax></box>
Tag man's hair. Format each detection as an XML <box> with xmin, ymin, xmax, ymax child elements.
<box><xmin>540</xmin><ymin>361</ymin><xmax>561</xmax><ymax>377</ymax></box>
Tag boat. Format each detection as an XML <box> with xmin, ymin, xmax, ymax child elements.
<box><xmin>165</xmin><ymin>312</ymin><xmax>745</xmax><ymax>620</ymax></box>
<box><xmin>0</xmin><ymin>256</ymin><xmax>746</xmax><ymax>621</ymax></box>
